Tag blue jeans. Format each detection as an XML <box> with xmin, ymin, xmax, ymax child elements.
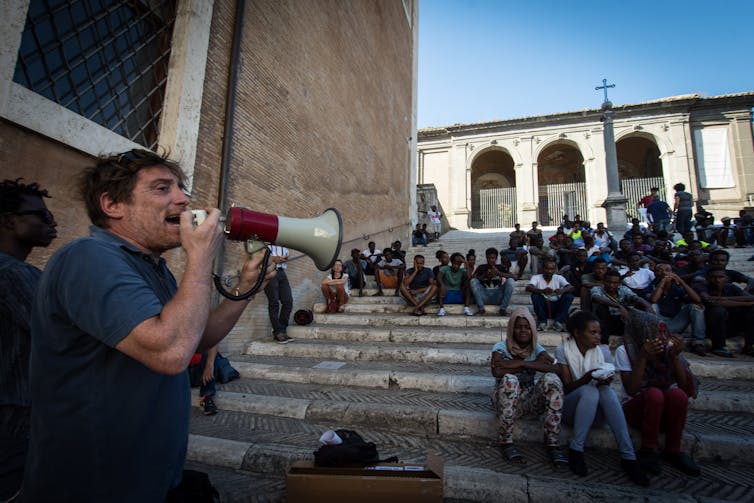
<box><xmin>562</xmin><ymin>384</ymin><xmax>635</xmax><ymax>459</ymax></box>
<box><xmin>412</xmin><ymin>234</ymin><xmax>427</xmax><ymax>246</ymax></box>
<box><xmin>530</xmin><ymin>293</ymin><xmax>574</xmax><ymax>324</ymax></box>
<box><xmin>470</xmin><ymin>278</ymin><xmax>514</xmax><ymax>310</ymax></box>
<box><xmin>656</xmin><ymin>303</ymin><xmax>705</xmax><ymax>343</ymax></box>
<box><xmin>653</xmin><ymin>219</ymin><xmax>670</xmax><ymax>233</ymax></box>
<box><xmin>189</xmin><ymin>353</ymin><xmax>217</xmax><ymax>398</ymax></box>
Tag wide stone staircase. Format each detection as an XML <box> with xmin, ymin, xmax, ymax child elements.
<box><xmin>186</xmin><ymin>230</ymin><xmax>754</xmax><ymax>502</ymax></box>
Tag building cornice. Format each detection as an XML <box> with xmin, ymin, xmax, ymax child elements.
<box><xmin>418</xmin><ymin>91</ymin><xmax>754</xmax><ymax>140</ymax></box>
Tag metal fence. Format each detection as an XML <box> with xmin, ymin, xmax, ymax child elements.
<box><xmin>621</xmin><ymin>176</ymin><xmax>667</xmax><ymax>220</ymax></box>
<box><xmin>477</xmin><ymin>187</ymin><xmax>517</xmax><ymax>228</ymax></box>
<box><xmin>538</xmin><ymin>182</ymin><xmax>588</xmax><ymax>226</ymax></box>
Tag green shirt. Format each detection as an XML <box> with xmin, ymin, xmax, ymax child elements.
<box><xmin>439</xmin><ymin>265</ymin><xmax>466</xmax><ymax>290</ymax></box>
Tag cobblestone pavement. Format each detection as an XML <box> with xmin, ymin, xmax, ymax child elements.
<box><xmin>189</xmin><ymin>406</ymin><xmax>754</xmax><ymax>502</ymax></box>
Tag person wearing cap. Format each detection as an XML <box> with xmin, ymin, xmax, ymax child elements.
<box><xmin>343</xmin><ymin>248</ymin><xmax>367</xmax><ymax>297</ymax></box>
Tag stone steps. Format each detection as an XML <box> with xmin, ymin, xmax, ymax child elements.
<box><xmin>189</xmin><ymin>379</ymin><xmax>754</xmax><ymax>462</ymax></box>
<box><xmin>188</xmin><ymin>230</ymin><xmax>754</xmax><ymax>501</ymax></box>
<box><xmin>187</xmin><ymin>410</ymin><xmax>754</xmax><ymax>502</ymax></box>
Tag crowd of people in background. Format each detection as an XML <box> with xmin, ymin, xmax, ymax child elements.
<box><xmin>314</xmin><ymin>193</ymin><xmax>754</xmax><ymax>482</ymax></box>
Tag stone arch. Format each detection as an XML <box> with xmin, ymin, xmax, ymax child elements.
<box><xmin>535</xmin><ymin>139</ymin><xmax>585</xmax><ymax>184</ymax></box>
<box><xmin>615</xmin><ymin>131</ymin><xmax>663</xmax><ymax>179</ymax></box>
<box><xmin>535</xmin><ymin>139</ymin><xmax>586</xmax><ymax>225</ymax></box>
<box><xmin>469</xmin><ymin>146</ymin><xmax>515</xmax><ymax>228</ymax></box>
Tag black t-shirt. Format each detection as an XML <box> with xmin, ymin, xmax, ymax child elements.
<box><xmin>473</xmin><ymin>264</ymin><xmax>507</xmax><ymax>288</ymax></box>
<box><xmin>406</xmin><ymin>267</ymin><xmax>434</xmax><ymax>290</ymax></box>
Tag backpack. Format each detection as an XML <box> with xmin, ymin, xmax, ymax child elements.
<box><xmin>165</xmin><ymin>469</ymin><xmax>220</xmax><ymax>503</ymax></box>
<box><xmin>313</xmin><ymin>429</ymin><xmax>396</xmax><ymax>467</ymax></box>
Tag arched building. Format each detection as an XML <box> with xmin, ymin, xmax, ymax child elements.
<box><xmin>417</xmin><ymin>92</ymin><xmax>754</xmax><ymax>229</ymax></box>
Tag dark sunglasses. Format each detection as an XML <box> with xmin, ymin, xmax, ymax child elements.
<box><xmin>117</xmin><ymin>149</ymin><xmax>149</xmax><ymax>163</ymax></box>
<box><xmin>8</xmin><ymin>209</ymin><xmax>55</xmax><ymax>224</ymax></box>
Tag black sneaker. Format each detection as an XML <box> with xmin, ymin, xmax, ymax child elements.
<box><xmin>621</xmin><ymin>458</ymin><xmax>650</xmax><ymax>486</ymax></box>
<box><xmin>568</xmin><ymin>448</ymin><xmax>588</xmax><ymax>476</ymax></box>
<box><xmin>662</xmin><ymin>451</ymin><xmax>701</xmax><ymax>476</ymax></box>
<box><xmin>638</xmin><ymin>449</ymin><xmax>662</xmax><ymax>475</ymax></box>
<box><xmin>274</xmin><ymin>333</ymin><xmax>293</xmax><ymax>344</ymax></box>
<box><xmin>202</xmin><ymin>396</ymin><xmax>218</xmax><ymax>416</ymax></box>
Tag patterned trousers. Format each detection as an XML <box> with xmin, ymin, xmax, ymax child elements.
<box><xmin>492</xmin><ymin>372</ymin><xmax>563</xmax><ymax>446</ymax></box>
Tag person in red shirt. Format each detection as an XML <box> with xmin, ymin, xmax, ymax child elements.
<box><xmin>637</xmin><ymin>187</ymin><xmax>659</xmax><ymax>224</ymax></box>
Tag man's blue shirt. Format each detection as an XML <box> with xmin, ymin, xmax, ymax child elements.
<box><xmin>24</xmin><ymin>227</ymin><xmax>189</xmax><ymax>502</ymax></box>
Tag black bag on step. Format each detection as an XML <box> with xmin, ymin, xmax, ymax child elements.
<box><xmin>313</xmin><ymin>429</ymin><xmax>382</xmax><ymax>467</ymax></box>
<box><xmin>165</xmin><ymin>469</ymin><xmax>220</xmax><ymax>503</ymax></box>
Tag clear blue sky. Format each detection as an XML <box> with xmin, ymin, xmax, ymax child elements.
<box><xmin>418</xmin><ymin>0</ymin><xmax>754</xmax><ymax>128</ymax></box>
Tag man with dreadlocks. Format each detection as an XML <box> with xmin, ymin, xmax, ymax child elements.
<box><xmin>0</xmin><ymin>178</ymin><xmax>57</xmax><ymax>501</ymax></box>
<box><xmin>615</xmin><ymin>309</ymin><xmax>701</xmax><ymax>477</ymax></box>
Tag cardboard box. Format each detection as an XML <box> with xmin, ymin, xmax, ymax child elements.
<box><xmin>286</xmin><ymin>452</ymin><xmax>444</xmax><ymax>503</ymax></box>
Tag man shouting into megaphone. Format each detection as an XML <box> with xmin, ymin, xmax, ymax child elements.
<box><xmin>22</xmin><ymin>149</ymin><xmax>275</xmax><ymax>502</ymax></box>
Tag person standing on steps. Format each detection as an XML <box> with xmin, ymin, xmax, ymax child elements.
<box><xmin>426</xmin><ymin>205</ymin><xmax>442</xmax><ymax>241</ymax></box>
<box><xmin>0</xmin><ymin>178</ymin><xmax>57</xmax><ymax>502</ymax></box>
<box><xmin>673</xmin><ymin>183</ymin><xmax>694</xmax><ymax>237</ymax></box>
<box><xmin>264</xmin><ymin>245</ymin><xmax>293</xmax><ymax>344</ymax></box>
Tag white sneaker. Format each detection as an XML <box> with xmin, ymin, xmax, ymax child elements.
<box><xmin>463</xmin><ymin>306</ymin><xmax>474</xmax><ymax>316</ymax></box>
<box><xmin>437</xmin><ymin>307</ymin><xmax>446</xmax><ymax>317</ymax></box>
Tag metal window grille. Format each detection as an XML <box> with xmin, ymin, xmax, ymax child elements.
<box><xmin>477</xmin><ymin>187</ymin><xmax>517</xmax><ymax>229</ymax></box>
<box><xmin>621</xmin><ymin>176</ymin><xmax>667</xmax><ymax>220</ymax></box>
<box><xmin>13</xmin><ymin>0</ymin><xmax>177</xmax><ymax>150</ymax></box>
<box><xmin>538</xmin><ymin>182</ymin><xmax>588</xmax><ymax>226</ymax></box>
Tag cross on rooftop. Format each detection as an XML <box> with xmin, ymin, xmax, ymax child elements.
<box><xmin>595</xmin><ymin>78</ymin><xmax>615</xmax><ymax>103</ymax></box>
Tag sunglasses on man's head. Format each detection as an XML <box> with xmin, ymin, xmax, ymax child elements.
<box><xmin>7</xmin><ymin>209</ymin><xmax>55</xmax><ymax>224</ymax></box>
<box><xmin>117</xmin><ymin>149</ymin><xmax>149</xmax><ymax>163</ymax></box>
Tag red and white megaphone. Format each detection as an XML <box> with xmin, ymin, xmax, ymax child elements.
<box><xmin>202</xmin><ymin>207</ymin><xmax>343</xmax><ymax>300</ymax></box>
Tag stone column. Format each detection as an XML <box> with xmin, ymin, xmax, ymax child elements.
<box><xmin>600</xmin><ymin>101</ymin><xmax>628</xmax><ymax>232</ymax></box>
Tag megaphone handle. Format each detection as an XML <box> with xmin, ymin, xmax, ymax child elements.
<box><xmin>212</xmin><ymin>248</ymin><xmax>272</xmax><ymax>301</ymax></box>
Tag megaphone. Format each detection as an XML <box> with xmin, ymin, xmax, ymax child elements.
<box><xmin>225</xmin><ymin>207</ymin><xmax>342</xmax><ymax>271</ymax></box>
<box><xmin>203</xmin><ymin>207</ymin><xmax>343</xmax><ymax>301</ymax></box>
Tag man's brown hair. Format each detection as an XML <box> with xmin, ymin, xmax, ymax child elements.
<box><xmin>78</xmin><ymin>149</ymin><xmax>186</xmax><ymax>228</ymax></box>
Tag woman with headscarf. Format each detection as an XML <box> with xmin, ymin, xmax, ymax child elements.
<box><xmin>615</xmin><ymin>309</ymin><xmax>700</xmax><ymax>477</ymax></box>
<box><xmin>555</xmin><ymin>310</ymin><xmax>649</xmax><ymax>486</ymax></box>
<box><xmin>490</xmin><ymin>307</ymin><xmax>567</xmax><ymax>466</ymax></box>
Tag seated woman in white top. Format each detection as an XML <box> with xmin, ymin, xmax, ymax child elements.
<box><xmin>320</xmin><ymin>259</ymin><xmax>350</xmax><ymax>313</ymax></box>
<box><xmin>555</xmin><ymin>311</ymin><xmax>648</xmax><ymax>486</ymax></box>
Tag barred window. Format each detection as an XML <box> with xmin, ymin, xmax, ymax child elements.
<box><xmin>13</xmin><ymin>0</ymin><xmax>177</xmax><ymax>150</ymax></box>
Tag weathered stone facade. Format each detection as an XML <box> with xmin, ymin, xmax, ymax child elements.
<box><xmin>0</xmin><ymin>0</ymin><xmax>417</xmax><ymax>353</ymax></box>
<box><xmin>418</xmin><ymin>93</ymin><xmax>754</xmax><ymax>230</ymax></box>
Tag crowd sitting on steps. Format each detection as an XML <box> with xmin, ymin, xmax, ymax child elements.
<box><xmin>315</xmin><ymin>213</ymin><xmax>740</xmax><ymax>484</ymax></box>
<box><xmin>324</xmin><ymin>212</ymin><xmax>754</xmax><ymax>360</ymax></box>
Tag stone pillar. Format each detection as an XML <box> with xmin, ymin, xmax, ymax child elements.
<box><xmin>514</xmin><ymin>162</ymin><xmax>537</xmax><ymax>225</ymax></box>
<box><xmin>600</xmin><ymin>101</ymin><xmax>628</xmax><ymax>232</ymax></box>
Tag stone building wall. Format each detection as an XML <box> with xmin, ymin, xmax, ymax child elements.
<box><xmin>418</xmin><ymin>93</ymin><xmax>754</xmax><ymax>229</ymax></box>
<box><xmin>0</xmin><ymin>0</ymin><xmax>417</xmax><ymax>354</ymax></box>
